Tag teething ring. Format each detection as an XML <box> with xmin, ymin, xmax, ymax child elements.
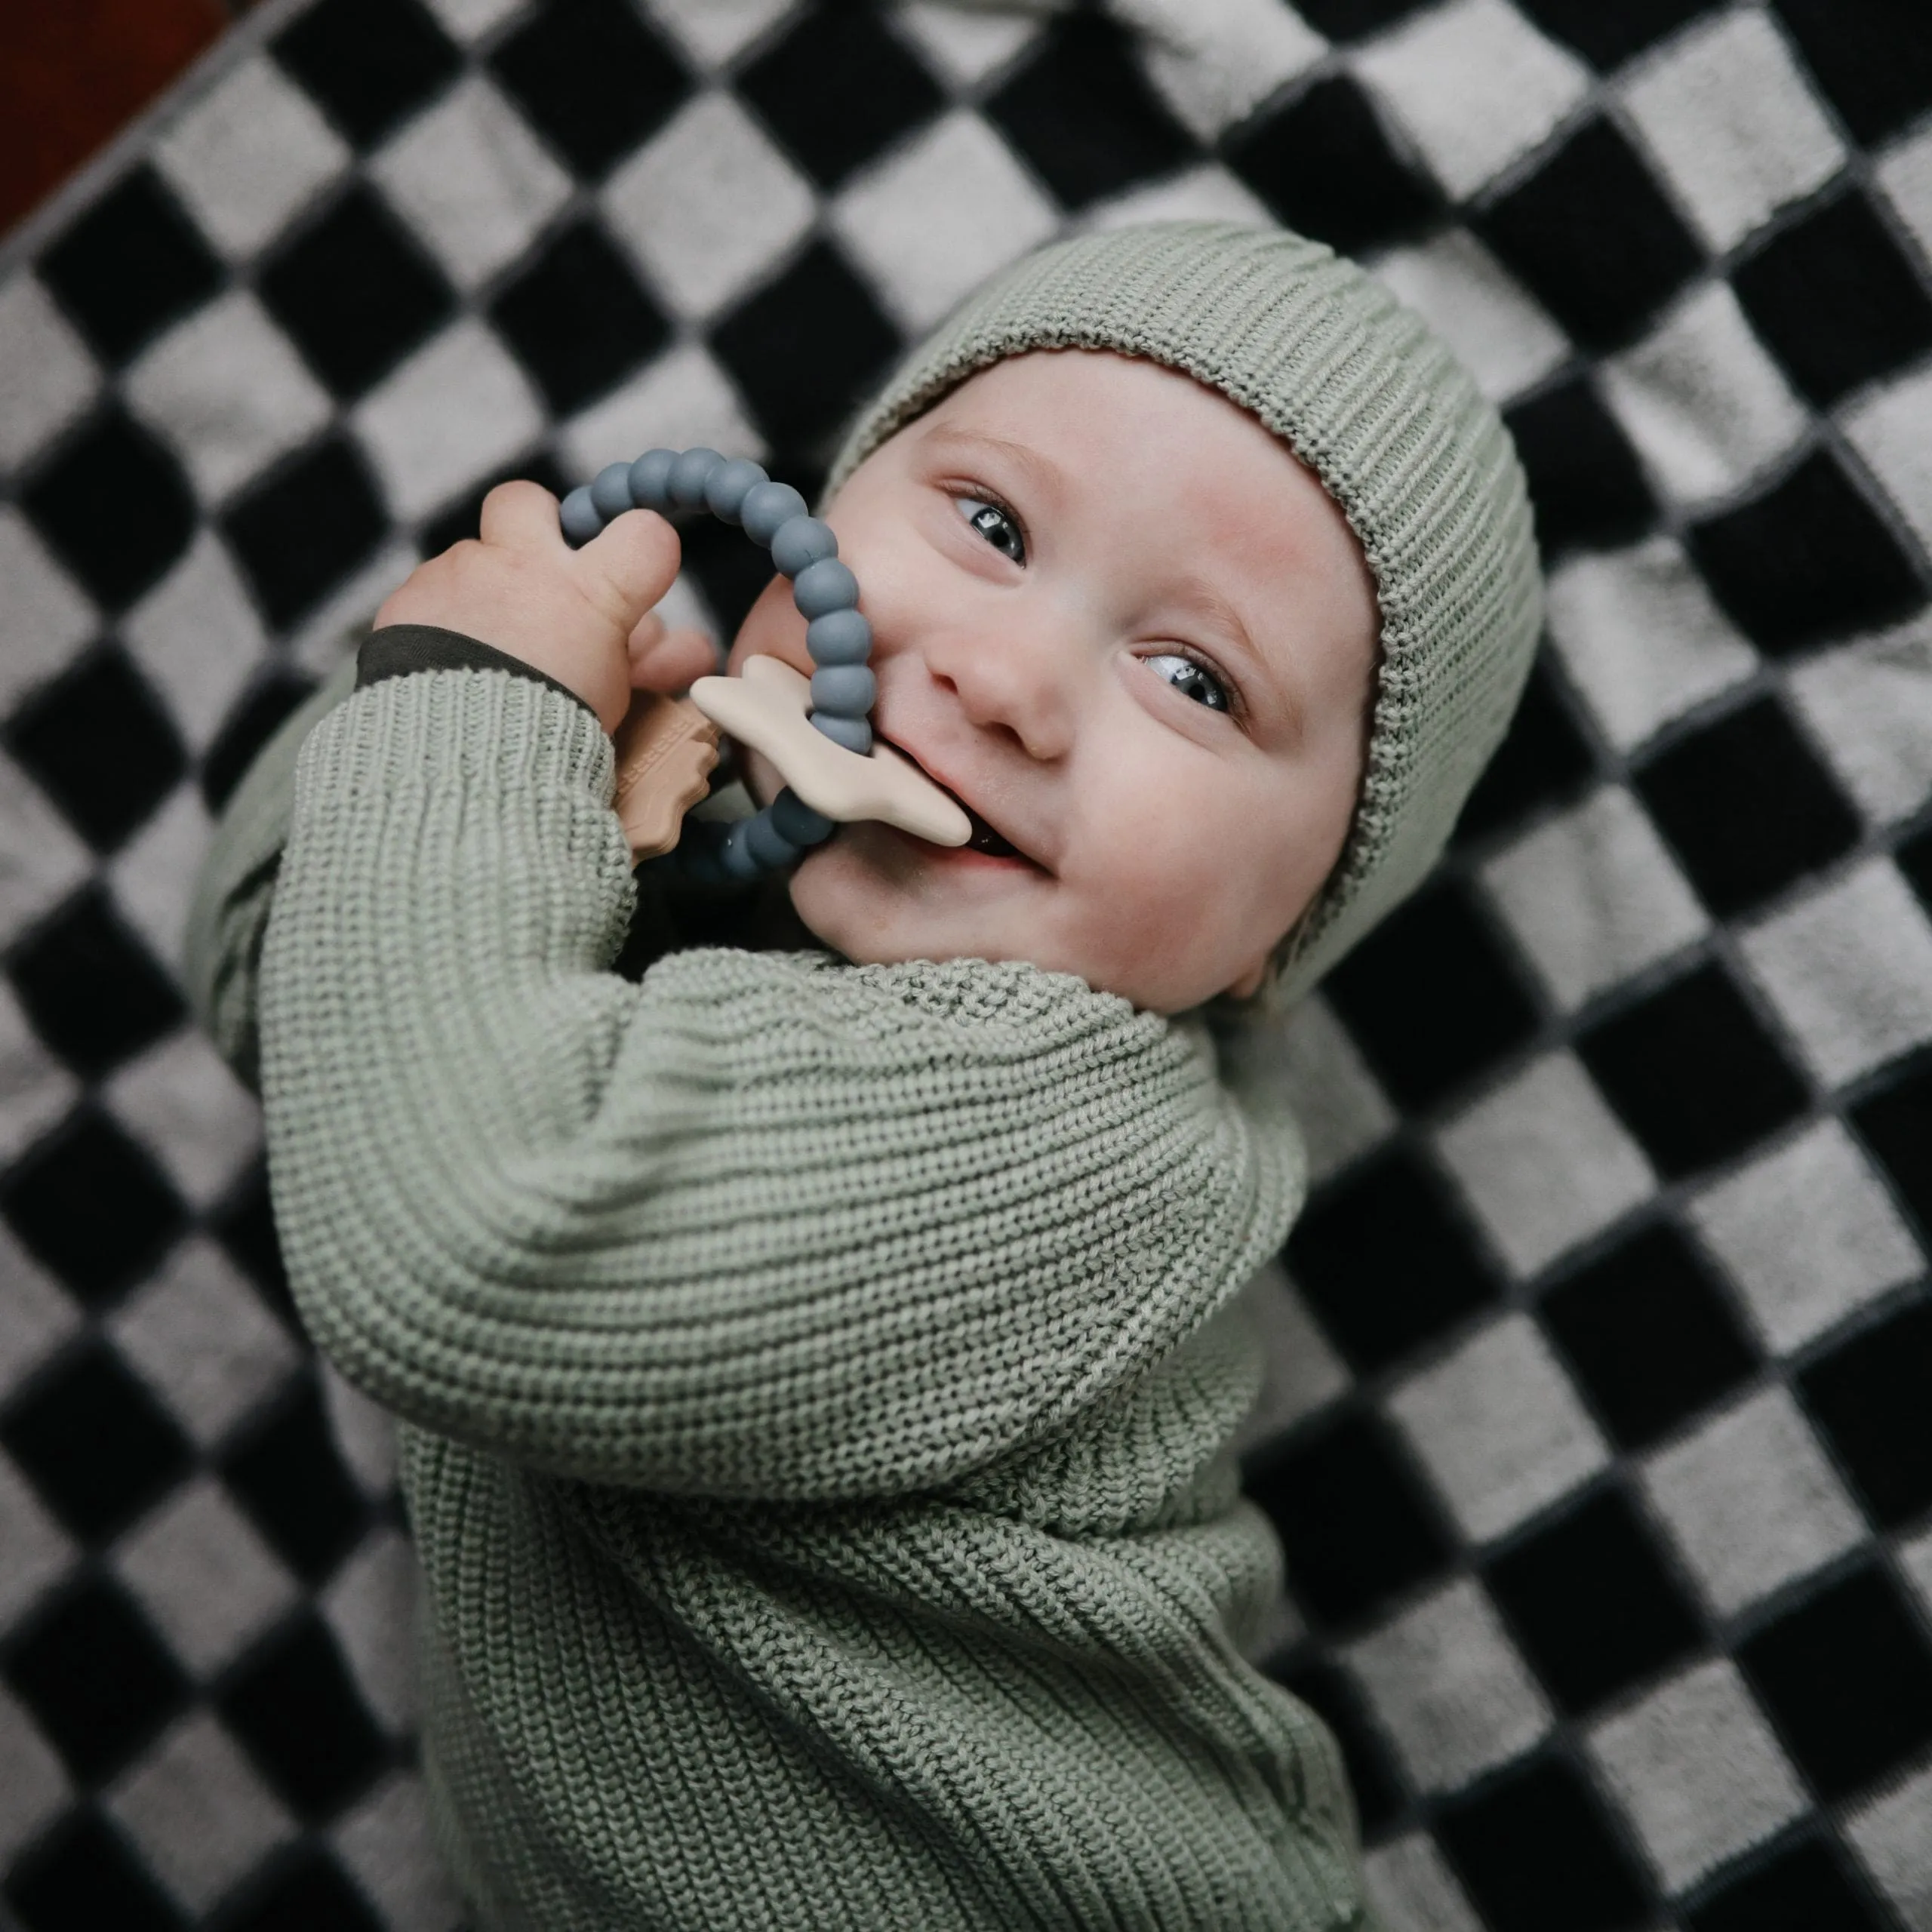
<box><xmin>561</xmin><ymin>448</ymin><xmax>970</xmax><ymax>884</ymax></box>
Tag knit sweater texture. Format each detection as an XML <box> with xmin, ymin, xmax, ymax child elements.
<box><xmin>189</xmin><ymin>655</ymin><xmax>1373</xmax><ymax>1930</ymax></box>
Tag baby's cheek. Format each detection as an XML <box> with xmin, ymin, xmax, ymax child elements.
<box><xmin>727</xmin><ymin>574</ymin><xmax>811</xmax><ymax>679</ymax></box>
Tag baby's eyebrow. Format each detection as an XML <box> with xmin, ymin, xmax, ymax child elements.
<box><xmin>919</xmin><ymin>426</ymin><xmax>1063</xmax><ymax>504</ymax></box>
<box><xmin>1169</xmin><ymin>571</ymin><xmax>1305</xmax><ymax>742</ymax></box>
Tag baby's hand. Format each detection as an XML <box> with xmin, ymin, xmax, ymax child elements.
<box><xmin>374</xmin><ymin>481</ymin><xmax>710</xmax><ymax>734</ymax></box>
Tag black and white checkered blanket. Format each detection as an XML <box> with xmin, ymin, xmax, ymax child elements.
<box><xmin>5</xmin><ymin>1</ymin><xmax>1932</xmax><ymax>1926</ymax></box>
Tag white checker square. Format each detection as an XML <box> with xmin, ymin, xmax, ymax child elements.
<box><xmin>352</xmin><ymin>319</ymin><xmax>546</xmax><ymax>522</ymax></box>
<box><xmin>109</xmin><ymin>784</ymin><xmax>214</xmax><ymax>974</ymax></box>
<box><xmin>0</xmin><ymin>981</ymin><xmax>80</xmax><ymax>1171</ymax></box>
<box><xmin>288</xmin><ymin>537</ymin><xmax>420</xmax><ymax>676</ymax></box>
<box><xmin>321</xmin><ymin>1360</ymin><xmax>403</xmax><ymax>1497</ymax></box>
<box><xmin>603</xmin><ymin>91</ymin><xmax>816</xmax><ymax>323</ymax></box>
<box><xmin>109</xmin><ymin>1237</ymin><xmax>300</xmax><ymax>1447</ymax></box>
<box><xmin>1844</xmin><ymin>361</ymin><xmax>1932</xmax><ymax>555</ymax></box>
<box><xmin>1600</xmin><ymin>280</ymin><xmax>1807</xmax><ymax>506</ymax></box>
<box><xmin>833</xmin><ymin>109</ymin><xmax>1061</xmax><ymax>334</ymax></box>
<box><xmin>122</xmin><ymin>533</ymin><xmax>269</xmax><ymax>753</ymax></box>
<box><xmin>1688</xmin><ymin>1118</ymin><xmax>1921</xmax><ymax>1355</ymax></box>
<box><xmin>0</xmin><ymin>752</ymin><xmax>91</xmax><ymax>954</ymax></box>
<box><xmin>1388</xmin><ymin>1314</ymin><xmax>1608</xmax><ymax>1543</ymax></box>
<box><xmin>559</xmin><ymin>343</ymin><xmax>764</xmax><ymax>484</ymax></box>
<box><xmin>105</xmin><ymin>1028</ymin><xmax>260</xmax><ymax>1211</ymax></box>
<box><xmin>1879</xmin><ymin>122</ymin><xmax>1932</xmax><ymax>275</ymax></box>
<box><xmin>1545</xmin><ymin>536</ymin><xmax>1758</xmax><ymax>752</ymax></box>
<box><xmin>335</xmin><ymin>1771</ymin><xmax>468</xmax><ymax>1932</ymax></box>
<box><xmin>0</xmin><ymin>1226</ymin><xmax>80</xmax><ymax>1407</ymax></box>
<box><xmin>1848</xmin><ymin>1759</ymin><xmax>1932</xmax><ymax>1932</ymax></box>
<box><xmin>1740</xmin><ymin>857</ymin><xmax>1932</xmax><ymax>1088</ymax></box>
<box><xmin>113</xmin><ymin>1477</ymin><xmax>299</xmax><ymax>1680</ymax></box>
<box><xmin>324</xmin><ymin>1527</ymin><xmax>420</xmax><ymax>1734</ymax></box>
<box><xmin>0</xmin><ymin>275</ymin><xmax>97</xmax><ymax>475</ymax></box>
<box><xmin>651</xmin><ymin>0</ymin><xmax>799</xmax><ymax>69</ymax></box>
<box><xmin>1792</xmin><ymin>614</ymin><xmax>1932</xmax><ymax>826</ymax></box>
<box><xmin>0</xmin><ymin>506</ymin><xmax>98</xmax><ymax>715</ymax></box>
<box><xmin>1620</xmin><ymin>8</ymin><xmax>1843</xmax><ymax>257</ymax></box>
<box><xmin>109</xmin><ymin>1713</ymin><xmax>294</xmax><ymax>1914</ymax></box>
<box><xmin>1082</xmin><ymin>164</ymin><xmax>1272</xmax><ymax>233</ymax></box>
<box><xmin>155</xmin><ymin>54</ymin><xmax>349</xmax><ymax>260</ymax></box>
<box><xmin>1344</xmin><ymin>1577</ymin><xmax>1553</xmax><ymax>1792</ymax></box>
<box><xmin>0</xmin><ymin>1686</ymin><xmax>68</xmax><ymax>1864</ymax></box>
<box><xmin>1115</xmin><ymin>0</ymin><xmax>1325</xmax><ymax>143</ymax></box>
<box><xmin>893</xmin><ymin>1</ymin><xmax>1047</xmax><ymax>87</ymax></box>
<box><xmin>1481</xmin><ymin>784</ymin><xmax>1706</xmax><ymax>1014</ymax></box>
<box><xmin>1903</xmin><ymin>1527</ymin><xmax>1932</xmax><ymax>1623</ymax></box>
<box><xmin>1355</xmin><ymin>0</ymin><xmax>1590</xmax><ymax>202</ymax></box>
<box><xmin>420</xmin><ymin>0</ymin><xmax>531</xmax><ymax>43</ymax></box>
<box><xmin>0</xmin><ymin>1452</ymin><xmax>75</xmax><ymax>1631</ymax></box>
<box><xmin>1363</xmin><ymin>1833</ymin><xmax>1485</xmax><ymax>1932</ymax></box>
<box><xmin>373</xmin><ymin>76</ymin><xmax>572</xmax><ymax>294</ymax></box>
<box><xmin>1371</xmin><ymin>230</ymin><xmax>1569</xmax><ymax>405</ymax></box>
<box><xmin>1271</xmin><ymin>993</ymin><xmax>1397</xmax><ymax>1183</ymax></box>
<box><xmin>1232</xmin><ymin>1258</ymin><xmax>1350</xmax><ymax>1454</ymax></box>
<box><xmin>125</xmin><ymin>291</ymin><xmax>333</xmax><ymax>505</ymax></box>
<box><xmin>1641</xmin><ymin>1386</ymin><xmax>1865</xmax><ymax>1617</ymax></box>
<box><xmin>1435</xmin><ymin>1053</ymin><xmax>1655</xmax><ymax>1278</ymax></box>
<box><xmin>1586</xmin><ymin>1657</ymin><xmax>1806</xmax><ymax>1893</ymax></box>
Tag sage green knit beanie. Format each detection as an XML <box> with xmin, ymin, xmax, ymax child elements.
<box><xmin>825</xmin><ymin>220</ymin><xmax>1544</xmax><ymax>1011</ymax></box>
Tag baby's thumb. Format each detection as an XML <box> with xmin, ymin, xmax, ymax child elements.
<box><xmin>572</xmin><ymin>509</ymin><xmax>681</xmax><ymax>636</ymax></box>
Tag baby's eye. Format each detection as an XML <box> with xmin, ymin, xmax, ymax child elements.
<box><xmin>1145</xmin><ymin>651</ymin><xmax>1232</xmax><ymax>715</ymax></box>
<box><xmin>958</xmin><ymin>497</ymin><xmax>1025</xmax><ymax>565</ymax></box>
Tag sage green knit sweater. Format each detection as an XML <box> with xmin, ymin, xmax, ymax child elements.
<box><xmin>189</xmin><ymin>651</ymin><xmax>1371</xmax><ymax>1930</ymax></box>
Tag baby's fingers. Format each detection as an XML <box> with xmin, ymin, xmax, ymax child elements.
<box><xmin>630</xmin><ymin>621</ymin><xmax>718</xmax><ymax>695</ymax></box>
<box><xmin>572</xmin><ymin>509</ymin><xmax>681</xmax><ymax>636</ymax></box>
<box><xmin>478</xmin><ymin>478</ymin><xmax>568</xmax><ymax>554</ymax></box>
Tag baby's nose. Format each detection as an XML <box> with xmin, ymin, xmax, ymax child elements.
<box><xmin>918</xmin><ymin>617</ymin><xmax>1077</xmax><ymax>762</ymax></box>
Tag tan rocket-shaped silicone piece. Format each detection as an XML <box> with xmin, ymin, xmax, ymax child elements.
<box><xmin>612</xmin><ymin>691</ymin><xmax>721</xmax><ymax>859</ymax></box>
<box><xmin>688</xmin><ymin>655</ymin><xmax>971</xmax><ymax>848</ymax></box>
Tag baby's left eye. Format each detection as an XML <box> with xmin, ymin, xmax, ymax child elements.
<box><xmin>958</xmin><ymin>497</ymin><xmax>1025</xmax><ymax>565</ymax></box>
<box><xmin>1146</xmin><ymin>651</ymin><xmax>1232</xmax><ymax>714</ymax></box>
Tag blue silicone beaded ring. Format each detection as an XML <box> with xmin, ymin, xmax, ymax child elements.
<box><xmin>559</xmin><ymin>449</ymin><xmax>872</xmax><ymax>886</ymax></box>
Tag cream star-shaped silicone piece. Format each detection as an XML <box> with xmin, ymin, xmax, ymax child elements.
<box><xmin>688</xmin><ymin>655</ymin><xmax>972</xmax><ymax>847</ymax></box>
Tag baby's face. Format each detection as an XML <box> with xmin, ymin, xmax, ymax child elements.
<box><xmin>726</xmin><ymin>349</ymin><xmax>1380</xmax><ymax>1014</ymax></box>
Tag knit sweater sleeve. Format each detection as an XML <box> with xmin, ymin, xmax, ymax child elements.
<box><xmin>257</xmin><ymin>666</ymin><xmax>1303</xmax><ymax>1500</ymax></box>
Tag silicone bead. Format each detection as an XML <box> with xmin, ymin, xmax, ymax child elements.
<box><xmin>559</xmin><ymin>486</ymin><xmax>602</xmax><ymax>548</ymax></box>
<box><xmin>706</xmin><ymin>457</ymin><xmax>766</xmax><ymax>524</ymax></box>
<box><xmin>810</xmin><ymin>712</ymin><xmax>872</xmax><ymax>755</ymax></box>
<box><xmin>740</xmin><ymin>481</ymin><xmax>809</xmax><ymax>546</ymax></box>
<box><xmin>669</xmin><ymin>448</ymin><xmax>724</xmax><ymax>508</ymax></box>
<box><xmin>720</xmin><ymin>819</ymin><xmax>764</xmax><ymax>881</ymax></box>
<box><xmin>771</xmin><ymin>788</ymin><xmax>835</xmax><ymax>846</ymax></box>
<box><xmin>628</xmin><ymin>448</ymin><xmax>678</xmax><ymax>511</ymax></box>
<box><xmin>810</xmin><ymin>665</ymin><xmax>875</xmax><ymax>716</ymax></box>
<box><xmin>792</xmin><ymin>558</ymin><xmax>860</xmax><ymax>619</ymax></box>
<box><xmin>746</xmin><ymin>813</ymin><xmax>803</xmax><ymax>869</ymax></box>
<box><xmin>770</xmin><ymin>516</ymin><xmax>838</xmax><ymax>578</ymax></box>
<box><xmin>806</xmin><ymin>609</ymin><xmax>872</xmax><ymax>666</ymax></box>
<box><xmin>591</xmin><ymin>462</ymin><xmax>634</xmax><ymax>521</ymax></box>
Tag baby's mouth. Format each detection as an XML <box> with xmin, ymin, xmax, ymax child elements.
<box><xmin>873</xmin><ymin>734</ymin><xmax>1023</xmax><ymax>861</ymax></box>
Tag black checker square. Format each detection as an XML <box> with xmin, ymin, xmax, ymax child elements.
<box><xmin>1434</xmin><ymin>1752</ymin><xmax>1651</xmax><ymax>1932</ymax></box>
<box><xmin>1</xmin><ymin>1109</ymin><xmax>188</xmax><ymax>1310</ymax></box>
<box><xmin>1482</xmin><ymin>1486</ymin><xmax>1703</xmax><ymax>1715</ymax></box>
<box><xmin>1474</xmin><ymin>117</ymin><xmax>1703</xmax><ymax>352</ymax></box>
<box><xmin>1687</xmin><ymin>448</ymin><xmax>1926</xmax><ymax>655</ymax></box>
<box><xmin>736</xmin><ymin>4</ymin><xmax>946</xmax><ymax>192</ymax></box>
<box><xmin>4</xmin><ymin>1576</ymin><xmax>189</xmax><ymax>1784</ymax></box>
<box><xmin>223</xmin><ymin>1847</ymin><xmax>387</xmax><ymax>1932</ymax></box>
<box><xmin>1222</xmin><ymin>75</ymin><xmax>1441</xmax><ymax>260</ymax></box>
<box><xmin>271</xmin><ymin>0</ymin><xmax>461</xmax><ymax>149</ymax></box>
<box><xmin>711</xmin><ymin>242</ymin><xmax>902</xmax><ymax>461</ymax></box>
<box><xmin>202</xmin><ymin>666</ymin><xmax>323</xmax><ymax>815</ymax></box>
<box><xmin>1289</xmin><ymin>0</ymin><xmax>1431</xmax><ymax>40</ymax></box>
<box><xmin>1518</xmin><ymin>0</ymin><xmax>1722</xmax><ymax>69</ymax></box>
<box><xmin>220</xmin><ymin>1375</ymin><xmax>369</xmax><ymax>1585</ymax></box>
<box><xmin>4</xmin><ymin>1808</ymin><xmax>187</xmax><ymax>1932</ymax></box>
<box><xmin>1245</xmin><ymin>1409</ymin><xmax>1454</xmax><ymax>1629</ymax></box>
<box><xmin>5</xmin><ymin>644</ymin><xmax>188</xmax><ymax>855</ymax></box>
<box><xmin>1852</xmin><ymin>1055</ymin><xmax>1932</xmax><ymax>1245</ymax></box>
<box><xmin>35</xmin><ymin>165</ymin><xmax>223</xmax><ymax>368</ymax></box>
<box><xmin>488</xmin><ymin>220</ymin><xmax>671</xmax><ymax>417</ymax></box>
<box><xmin>1503</xmin><ymin>374</ymin><xmax>1657</xmax><ymax>558</ymax></box>
<box><xmin>1285</xmin><ymin>1146</ymin><xmax>1500</xmax><ymax>1374</ymax></box>
<box><xmin>488</xmin><ymin>0</ymin><xmax>691</xmax><ymax>181</ymax></box>
<box><xmin>257</xmin><ymin>185</ymin><xmax>455</xmax><ymax>402</ymax></box>
<box><xmin>1322</xmin><ymin>879</ymin><xmax>1540</xmax><ymax>1112</ymax></box>
<box><xmin>222</xmin><ymin>435</ymin><xmax>389</xmax><ymax>632</ymax></box>
<box><xmin>218</xmin><ymin>1613</ymin><xmax>391</xmax><ymax>1823</ymax></box>
<box><xmin>1800</xmin><ymin>1297</ymin><xmax>1932</xmax><ymax>1529</ymax></box>
<box><xmin>1897</xmin><ymin>820</ymin><xmax>1932</xmax><ymax>921</ymax></box>
<box><xmin>983</xmin><ymin>14</ymin><xmax>1198</xmax><ymax>213</ymax></box>
<box><xmin>1686</xmin><ymin>1833</ymin><xmax>1890</xmax><ymax>1932</ymax></box>
<box><xmin>1774</xmin><ymin>0</ymin><xmax>1932</xmax><ymax>151</ymax></box>
<box><xmin>20</xmin><ymin>402</ymin><xmax>198</xmax><ymax>615</ymax></box>
<box><xmin>211</xmin><ymin>1161</ymin><xmax>297</xmax><ymax>1327</ymax></box>
<box><xmin>1266</xmin><ymin>1657</ymin><xmax>1405</xmax><ymax>1836</ymax></box>
<box><xmin>681</xmin><ymin>509</ymin><xmax>797</xmax><ymax>644</ymax></box>
<box><xmin>1540</xmin><ymin>1222</ymin><xmax>1757</xmax><ymax>1451</ymax></box>
<box><xmin>1452</xmin><ymin>653</ymin><xmax>1598</xmax><ymax>848</ymax></box>
<box><xmin>1731</xmin><ymin>189</ymin><xmax>1932</xmax><ymax>411</ymax></box>
<box><xmin>0</xmin><ymin>1334</ymin><xmax>192</xmax><ymax>1544</ymax></box>
<box><xmin>1576</xmin><ymin>961</ymin><xmax>1809</xmax><ymax>1180</ymax></box>
<box><xmin>1737</xmin><ymin>1561</ymin><xmax>1932</xmax><ymax>1801</ymax></box>
<box><xmin>7</xmin><ymin>883</ymin><xmax>184</xmax><ymax>1080</ymax></box>
<box><xmin>1633</xmin><ymin>695</ymin><xmax>1860</xmax><ymax>919</ymax></box>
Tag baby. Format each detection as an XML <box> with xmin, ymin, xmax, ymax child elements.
<box><xmin>188</xmin><ymin>222</ymin><xmax>1539</xmax><ymax>1929</ymax></box>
